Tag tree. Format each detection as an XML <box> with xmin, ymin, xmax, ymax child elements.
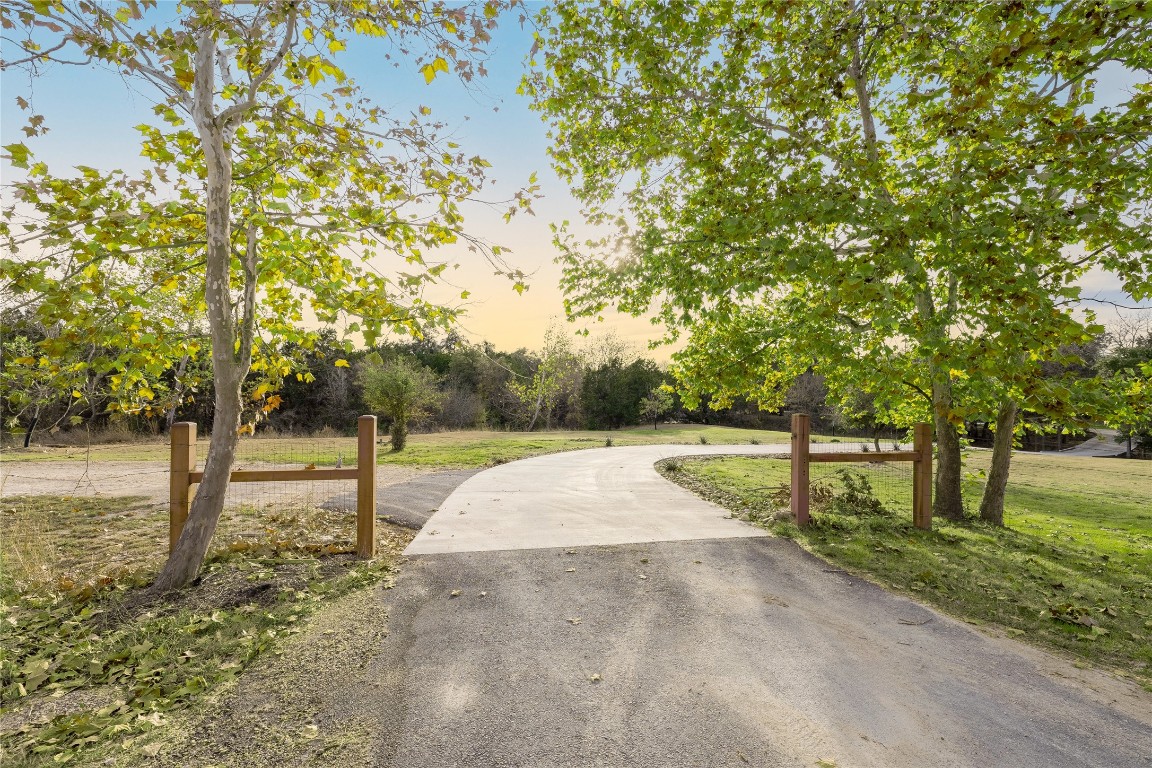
<box><xmin>639</xmin><ymin>385</ymin><xmax>673</xmax><ymax>430</ymax></box>
<box><xmin>358</xmin><ymin>355</ymin><xmax>440</xmax><ymax>450</ymax></box>
<box><xmin>582</xmin><ymin>355</ymin><xmax>662</xmax><ymax>429</ymax></box>
<box><xmin>527</xmin><ymin>1</ymin><xmax>1152</xmax><ymax>524</ymax></box>
<box><xmin>1099</xmin><ymin>330</ymin><xmax>1152</xmax><ymax>457</ymax></box>
<box><xmin>510</xmin><ymin>322</ymin><xmax>582</xmax><ymax>430</ymax></box>
<box><xmin>2</xmin><ymin>0</ymin><xmax>532</xmax><ymax>589</ymax></box>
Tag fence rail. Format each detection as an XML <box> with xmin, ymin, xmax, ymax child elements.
<box><xmin>790</xmin><ymin>413</ymin><xmax>932</xmax><ymax>530</ymax></box>
<box><xmin>170</xmin><ymin>415</ymin><xmax>378</xmax><ymax>557</ymax></box>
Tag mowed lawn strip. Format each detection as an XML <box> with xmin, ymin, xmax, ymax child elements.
<box><xmin>663</xmin><ymin>451</ymin><xmax>1152</xmax><ymax>689</ymax></box>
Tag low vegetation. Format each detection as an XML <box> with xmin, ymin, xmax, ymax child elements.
<box><xmin>0</xmin><ymin>495</ymin><xmax>411</xmax><ymax>766</ymax></box>
<box><xmin>663</xmin><ymin>451</ymin><xmax>1152</xmax><ymax>688</ymax></box>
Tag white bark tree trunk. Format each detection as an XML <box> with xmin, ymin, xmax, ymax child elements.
<box><xmin>154</xmin><ymin>22</ymin><xmax>244</xmax><ymax>591</ymax></box>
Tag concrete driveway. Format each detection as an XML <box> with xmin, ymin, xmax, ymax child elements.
<box><xmin>405</xmin><ymin>444</ymin><xmax>790</xmax><ymax>554</ymax></box>
<box><xmin>370</xmin><ymin>446</ymin><xmax>1152</xmax><ymax>767</ymax></box>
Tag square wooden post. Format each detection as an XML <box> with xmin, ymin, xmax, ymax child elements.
<box><xmin>169</xmin><ymin>422</ymin><xmax>196</xmax><ymax>554</ymax></box>
<box><xmin>356</xmin><ymin>415</ymin><xmax>378</xmax><ymax>558</ymax></box>
<box><xmin>790</xmin><ymin>413</ymin><xmax>810</xmax><ymax>526</ymax></box>
<box><xmin>912</xmin><ymin>422</ymin><xmax>933</xmax><ymax>530</ymax></box>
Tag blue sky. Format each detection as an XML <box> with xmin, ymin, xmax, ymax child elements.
<box><xmin>2</xmin><ymin>3</ymin><xmax>1148</xmax><ymax>359</ymax></box>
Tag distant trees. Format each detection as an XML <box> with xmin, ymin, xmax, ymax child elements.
<box><xmin>1100</xmin><ymin>328</ymin><xmax>1152</xmax><ymax>458</ymax></box>
<box><xmin>582</xmin><ymin>357</ymin><xmax>664</xmax><ymax>430</ymax></box>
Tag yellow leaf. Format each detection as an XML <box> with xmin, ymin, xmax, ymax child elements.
<box><xmin>139</xmin><ymin>386</ymin><xmax>155</xmax><ymax>400</ymax></box>
<box><xmin>334</xmin><ymin>359</ymin><xmax>350</xmax><ymax>368</ymax></box>
<box><xmin>72</xmin><ymin>390</ymin><xmax>83</xmax><ymax>398</ymax></box>
<box><xmin>422</xmin><ymin>57</ymin><xmax>448</xmax><ymax>84</ymax></box>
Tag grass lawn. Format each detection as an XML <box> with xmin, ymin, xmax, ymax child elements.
<box><xmin>663</xmin><ymin>450</ymin><xmax>1152</xmax><ymax>688</ymax></box>
<box><xmin>1</xmin><ymin>424</ymin><xmax>798</xmax><ymax>468</ymax></box>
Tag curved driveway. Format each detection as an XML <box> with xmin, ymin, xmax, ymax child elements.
<box><xmin>405</xmin><ymin>444</ymin><xmax>790</xmax><ymax>555</ymax></box>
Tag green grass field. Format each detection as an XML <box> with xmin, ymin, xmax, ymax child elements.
<box><xmin>664</xmin><ymin>450</ymin><xmax>1152</xmax><ymax>687</ymax></box>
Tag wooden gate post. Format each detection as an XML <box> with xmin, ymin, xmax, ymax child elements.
<box><xmin>790</xmin><ymin>413</ymin><xmax>810</xmax><ymax>526</ymax></box>
<box><xmin>356</xmin><ymin>415</ymin><xmax>378</xmax><ymax>558</ymax></box>
<box><xmin>912</xmin><ymin>422</ymin><xmax>933</xmax><ymax>530</ymax></box>
<box><xmin>169</xmin><ymin>422</ymin><xmax>196</xmax><ymax>554</ymax></box>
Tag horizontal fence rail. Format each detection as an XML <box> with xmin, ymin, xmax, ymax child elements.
<box><xmin>170</xmin><ymin>415</ymin><xmax>378</xmax><ymax>557</ymax></box>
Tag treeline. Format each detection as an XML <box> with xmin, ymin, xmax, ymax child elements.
<box><xmin>0</xmin><ymin>315</ymin><xmax>672</xmax><ymax>441</ymax></box>
<box><xmin>3</xmin><ymin>308</ymin><xmax>1150</xmax><ymax>457</ymax></box>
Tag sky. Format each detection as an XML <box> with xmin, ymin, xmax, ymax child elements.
<box><xmin>0</xmin><ymin>3</ymin><xmax>666</xmax><ymax>359</ymax></box>
<box><xmin>1</xmin><ymin>2</ymin><xmax>1148</xmax><ymax>360</ymax></box>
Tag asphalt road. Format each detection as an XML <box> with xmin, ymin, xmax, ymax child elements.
<box><xmin>358</xmin><ymin>446</ymin><xmax>1152</xmax><ymax>768</ymax></box>
<box><xmin>368</xmin><ymin>539</ymin><xmax>1152</xmax><ymax>768</ymax></box>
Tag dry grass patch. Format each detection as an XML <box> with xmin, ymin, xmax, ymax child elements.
<box><xmin>0</xmin><ymin>495</ymin><xmax>412</xmax><ymax>767</ymax></box>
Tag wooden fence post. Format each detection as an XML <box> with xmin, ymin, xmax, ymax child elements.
<box><xmin>912</xmin><ymin>422</ymin><xmax>933</xmax><ymax>530</ymax></box>
<box><xmin>356</xmin><ymin>415</ymin><xmax>378</xmax><ymax>558</ymax></box>
<box><xmin>791</xmin><ymin>413</ymin><xmax>810</xmax><ymax>526</ymax></box>
<box><xmin>169</xmin><ymin>422</ymin><xmax>196</xmax><ymax>554</ymax></box>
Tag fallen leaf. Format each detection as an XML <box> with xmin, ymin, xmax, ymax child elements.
<box><xmin>589</xmin><ymin>673</ymin><xmax>601</xmax><ymax>683</ymax></box>
<box><xmin>567</xmin><ymin>617</ymin><xmax>582</xmax><ymax>625</ymax></box>
<box><xmin>450</xmin><ymin>590</ymin><xmax>461</xmax><ymax>598</ymax></box>
<box><xmin>300</xmin><ymin>724</ymin><xmax>319</xmax><ymax>740</ymax></box>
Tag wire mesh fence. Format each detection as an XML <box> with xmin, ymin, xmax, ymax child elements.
<box><xmin>809</xmin><ymin>460</ymin><xmax>915</xmax><ymax>517</ymax></box>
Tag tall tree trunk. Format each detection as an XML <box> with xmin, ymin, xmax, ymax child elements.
<box><xmin>154</xmin><ymin>25</ymin><xmax>240</xmax><ymax>592</ymax></box>
<box><xmin>978</xmin><ymin>398</ymin><xmax>1017</xmax><ymax>526</ymax></box>
<box><xmin>931</xmin><ymin>376</ymin><xmax>966</xmax><ymax>521</ymax></box>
